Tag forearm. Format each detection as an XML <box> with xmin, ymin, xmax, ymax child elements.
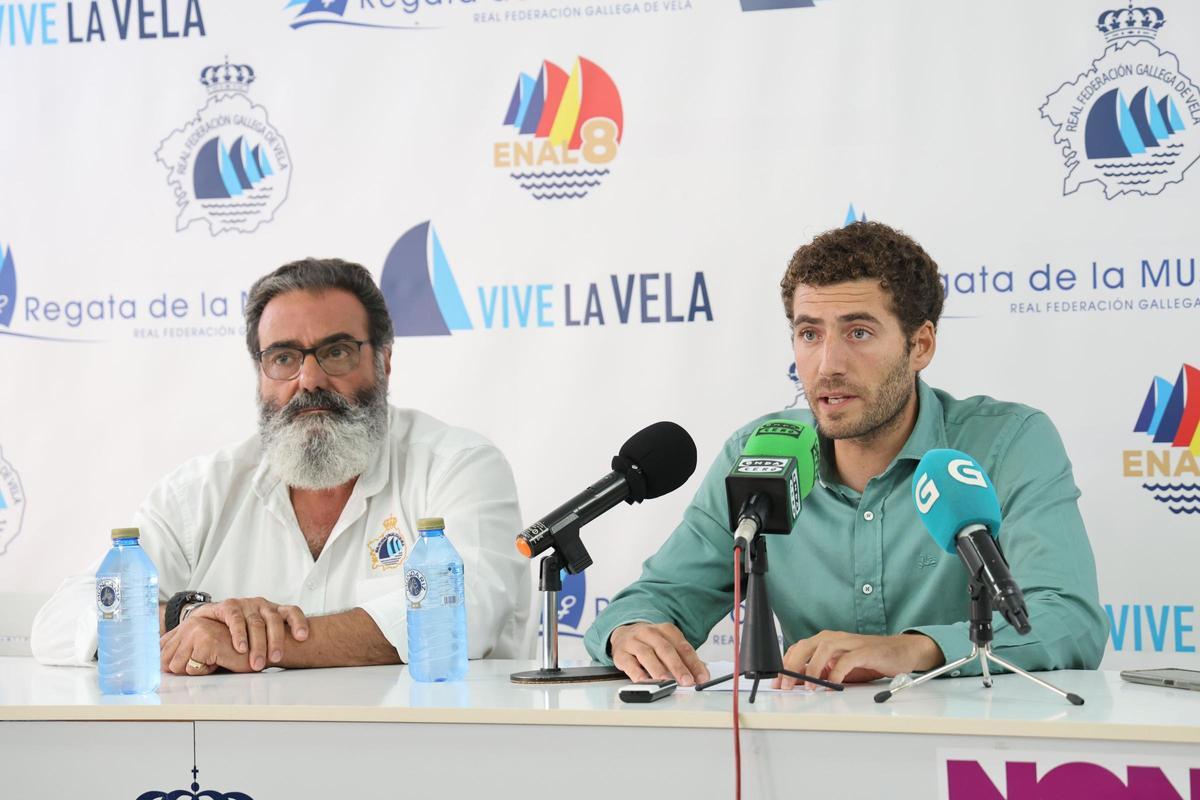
<box><xmin>278</xmin><ymin>608</ymin><xmax>401</xmax><ymax>669</ymax></box>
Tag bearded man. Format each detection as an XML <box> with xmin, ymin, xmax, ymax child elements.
<box><xmin>584</xmin><ymin>221</ymin><xmax>1108</xmax><ymax>687</ymax></box>
<box><xmin>32</xmin><ymin>258</ymin><xmax>533</xmax><ymax>673</ymax></box>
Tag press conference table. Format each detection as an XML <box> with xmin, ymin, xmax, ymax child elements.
<box><xmin>1</xmin><ymin>658</ymin><xmax>1197</xmax><ymax>799</ymax></box>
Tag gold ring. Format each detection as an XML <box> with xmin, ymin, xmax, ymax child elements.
<box><xmin>186</xmin><ymin>658</ymin><xmax>206</xmax><ymax>672</ymax></box>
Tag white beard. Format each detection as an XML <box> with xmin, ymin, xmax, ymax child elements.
<box><xmin>258</xmin><ymin>373</ymin><xmax>389</xmax><ymax>491</ymax></box>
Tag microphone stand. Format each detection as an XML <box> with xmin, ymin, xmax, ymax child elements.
<box><xmin>696</xmin><ymin>534</ymin><xmax>844</xmax><ymax>702</ymax></box>
<box><xmin>510</xmin><ymin>525</ymin><xmax>624</xmax><ymax>685</ymax></box>
<box><xmin>873</xmin><ymin>574</ymin><xmax>1084</xmax><ymax>705</ymax></box>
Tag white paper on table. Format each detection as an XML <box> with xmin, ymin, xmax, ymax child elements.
<box><xmin>675</xmin><ymin>662</ymin><xmax>817</xmax><ymax>694</ymax></box>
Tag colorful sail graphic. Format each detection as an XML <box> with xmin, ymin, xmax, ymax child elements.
<box><xmin>504</xmin><ymin>57</ymin><xmax>622</xmax><ymax>151</ymax></box>
<box><xmin>1135</xmin><ymin>364</ymin><xmax>1200</xmax><ymax>455</ymax></box>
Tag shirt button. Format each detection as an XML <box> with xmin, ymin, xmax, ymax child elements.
<box><xmin>863</xmin><ymin>511</ymin><xmax>875</xmax><ymax>521</ymax></box>
<box><xmin>951</xmin><ymin>670</ymin><xmax>962</xmax><ymax>678</ymax></box>
<box><xmin>306</xmin><ymin>581</ymin><xmax>316</xmax><ymax>590</ymax></box>
<box><xmin>862</xmin><ymin>583</ymin><xmax>874</xmax><ymax>595</ymax></box>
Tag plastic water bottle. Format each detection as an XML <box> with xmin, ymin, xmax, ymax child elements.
<box><xmin>405</xmin><ymin>516</ymin><xmax>467</xmax><ymax>682</ymax></box>
<box><xmin>97</xmin><ymin>528</ymin><xmax>160</xmax><ymax>694</ymax></box>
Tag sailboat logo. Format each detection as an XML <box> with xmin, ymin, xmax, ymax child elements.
<box><xmin>0</xmin><ymin>448</ymin><xmax>26</xmax><ymax>557</ymax></box>
<box><xmin>493</xmin><ymin>57</ymin><xmax>623</xmax><ymax>201</ymax></box>
<box><xmin>155</xmin><ymin>59</ymin><xmax>292</xmax><ymax>235</ymax></box>
<box><xmin>0</xmin><ymin>240</ymin><xmax>16</xmax><ymax>329</ymax></box>
<box><xmin>1041</xmin><ymin>4</ymin><xmax>1200</xmax><ymax>198</ymax></box>
<box><xmin>1132</xmin><ymin>364</ymin><xmax>1200</xmax><ymax>515</ymax></box>
<box><xmin>379</xmin><ymin>221</ymin><xmax>473</xmax><ymax>337</ymax></box>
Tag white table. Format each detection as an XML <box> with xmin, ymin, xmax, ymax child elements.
<box><xmin>1</xmin><ymin>657</ymin><xmax>1197</xmax><ymax>799</ymax></box>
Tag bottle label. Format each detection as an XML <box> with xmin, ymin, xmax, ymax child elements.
<box><xmin>405</xmin><ymin>568</ymin><xmax>428</xmax><ymax>607</ymax></box>
<box><xmin>96</xmin><ymin>577</ymin><xmax>121</xmax><ymax>620</ymax></box>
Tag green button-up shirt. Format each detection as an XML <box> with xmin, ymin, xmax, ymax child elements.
<box><xmin>584</xmin><ymin>380</ymin><xmax>1108</xmax><ymax>674</ymax></box>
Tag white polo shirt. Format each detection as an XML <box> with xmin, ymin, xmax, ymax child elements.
<box><xmin>31</xmin><ymin>406</ymin><xmax>535</xmax><ymax>666</ymax></box>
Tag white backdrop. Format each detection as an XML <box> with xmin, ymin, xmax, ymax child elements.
<box><xmin>0</xmin><ymin>0</ymin><xmax>1197</xmax><ymax>669</ymax></box>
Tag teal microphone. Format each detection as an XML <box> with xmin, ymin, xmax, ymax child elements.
<box><xmin>912</xmin><ymin>449</ymin><xmax>1030</xmax><ymax>634</ymax></box>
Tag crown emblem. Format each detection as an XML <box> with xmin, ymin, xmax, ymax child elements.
<box><xmin>198</xmin><ymin>57</ymin><xmax>256</xmax><ymax>94</ymax></box>
<box><xmin>382</xmin><ymin>516</ymin><xmax>398</xmax><ymax>531</ymax></box>
<box><xmin>1096</xmin><ymin>3</ymin><xmax>1166</xmax><ymax>44</ymax></box>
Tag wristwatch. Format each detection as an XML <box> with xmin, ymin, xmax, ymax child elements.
<box><xmin>165</xmin><ymin>590</ymin><xmax>212</xmax><ymax>631</ymax></box>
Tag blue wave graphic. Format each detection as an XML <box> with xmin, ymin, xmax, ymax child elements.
<box><xmin>510</xmin><ymin>169</ymin><xmax>610</xmax><ymax>179</ymax></box>
<box><xmin>1152</xmin><ymin>495</ymin><xmax>1200</xmax><ymax>503</ymax></box>
<box><xmin>531</xmin><ymin>191</ymin><xmax>590</xmax><ymax>200</ymax></box>
<box><xmin>289</xmin><ymin>18</ymin><xmax>438</xmax><ymax>30</ymax></box>
<box><xmin>1169</xmin><ymin>507</ymin><xmax>1200</xmax><ymax>515</ymax></box>
<box><xmin>518</xmin><ymin>181</ymin><xmax>602</xmax><ymax>190</ymax></box>
<box><xmin>1144</xmin><ymin>483</ymin><xmax>1200</xmax><ymax>491</ymax></box>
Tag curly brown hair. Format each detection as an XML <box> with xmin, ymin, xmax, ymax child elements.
<box><xmin>780</xmin><ymin>221</ymin><xmax>944</xmax><ymax>338</ymax></box>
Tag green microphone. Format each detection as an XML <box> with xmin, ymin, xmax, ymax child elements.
<box><xmin>725</xmin><ymin>419</ymin><xmax>820</xmax><ymax>551</ymax></box>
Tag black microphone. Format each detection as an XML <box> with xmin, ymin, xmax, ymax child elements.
<box><xmin>515</xmin><ymin>421</ymin><xmax>697</xmax><ymax>569</ymax></box>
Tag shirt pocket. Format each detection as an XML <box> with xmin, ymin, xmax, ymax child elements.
<box><xmin>356</xmin><ymin>575</ymin><xmax>407</xmax><ymax>606</ymax></box>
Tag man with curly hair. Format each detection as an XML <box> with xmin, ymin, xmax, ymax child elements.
<box><xmin>585</xmin><ymin>222</ymin><xmax>1107</xmax><ymax>687</ymax></box>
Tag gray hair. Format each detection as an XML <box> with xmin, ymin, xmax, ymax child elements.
<box><xmin>244</xmin><ymin>258</ymin><xmax>396</xmax><ymax>358</ymax></box>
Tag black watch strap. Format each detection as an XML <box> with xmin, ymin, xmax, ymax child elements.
<box><xmin>165</xmin><ymin>590</ymin><xmax>212</xmax><ymax>631</ymax></box>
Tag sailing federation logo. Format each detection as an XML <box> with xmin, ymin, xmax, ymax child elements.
<box><xmin>0</xmin><ymin>447</ymin><xmax>27</xmax><ymax>556</ymax></box>
<box><xmin>1040</xmin><ymin>4</ymin><xmax>1200</xmax><ymax>198</ymax></box>
<box><xmin>368</xmin><ymin>516</ymin><xmax>409</xmax><ymax>571</ymax></box>
<box><xmin>493</xmin><ymin>57</ymin><xmax>622</xmax><ymax>201</ymax></box>
<box><xmin>155</xmin><ymin>59</ymin><xmax>292</xmax><ymax>235</ymax></box>
<box><xmin>1126</xmin><ymin>363</ymin><xmax>1200</xmax><ymax>515</ymax></box>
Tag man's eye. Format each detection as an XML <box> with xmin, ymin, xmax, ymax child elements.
<box><xmin>270</xmin><ymin>352</ymin><xmax>294</xmax><ymax>366</ymax></box>
<box><xmin>798</xmin><ymin>330</ymin><xmax>818</xmax><ymax>342</ymax></box>
<box><xmin>325</xmin><ymin>345</ymin><xmax>348</xmax><ymax>359</ymax></box>
<box><xmin>850</xmin><ymin>328</ymin><xmax>871</xmax><ymax>340</ymax></box>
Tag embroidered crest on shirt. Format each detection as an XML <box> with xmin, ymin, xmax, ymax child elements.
<box><xmin>367</xmin><ymin>516</ymin><xmax>407</xmax><ymax>571</ymax></box>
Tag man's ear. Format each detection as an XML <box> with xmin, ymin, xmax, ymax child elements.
<box><xmin>910</xmin><ymin>321</ymin><xmax>936</xmax><ymax>371</ymax></box>
<box><xmin>383</xmin><ymin>346</ymin><xmax>393</xmax><ymax>378</ymax></box>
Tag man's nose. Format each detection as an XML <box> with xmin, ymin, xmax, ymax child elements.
<box><xmin>296</xmin><ymin>352</ymin><xmax>331</xmax><ymax>392</ymax></box>
<box><xmin>817</xmin><ymin>337</ymin><xmax>848</xmax><ymax>378</ymax></box>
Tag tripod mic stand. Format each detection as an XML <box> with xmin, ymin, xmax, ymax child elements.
<box><xmin>873</xmin><ymin>574</ymin><xmax>1083</xmax><ymax>705</ymax></box>
<box><xmin>696</xmin><ymin>534</ymin><xmax>843</xmax><ymax>702</ymax></box>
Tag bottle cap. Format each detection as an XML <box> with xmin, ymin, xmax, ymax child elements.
<box><xmin>111</xmin><ymin>527</ymin><xmax>140</xmax><ymax>541</ymax></box>
<box><xmin>417</xmin><ymin>517</ymin><xmax>445</xmax><ymax>532</ymax></box>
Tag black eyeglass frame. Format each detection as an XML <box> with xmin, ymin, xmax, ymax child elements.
<box><xmin>254</xmin><ymin>338</ymin><xmax>371</xmax><ymax>381</ymax></box>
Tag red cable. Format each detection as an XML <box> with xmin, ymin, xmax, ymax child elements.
<box><xmin>732</xmin><ymin>546</ymin><xmax>742</xmax><ymax>800</ymax></box>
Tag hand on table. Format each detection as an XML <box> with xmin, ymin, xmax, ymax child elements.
<box><xmin>609</xmin><ymin>622</ymin><xmax>710</xmax><ymax>687</ymax></box>
<box><xmin>773</xmin><ymin>631</ymin><xmax>943</xmax><ymax>690</ymax></box>
<box><xmin>160</xmin><ymin>617</ymin><xmax>252</xmax><ymax>675</ymax></box>
<box><xmin>163</xmin><ymin>596</ymin><xmax>309</xmax><ymax>674</ymax></box>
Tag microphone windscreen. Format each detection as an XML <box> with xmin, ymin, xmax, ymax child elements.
<box><xmin>742</xmin><ymin>419</ymin><xmax>820</xmax><ymax>498</ymax></box>
<box><xmin>618</xmin><ymin>421</ymin><xmax>698</xmax><ymax>500</ymax></box>
<box><xmin>911</xmin><ymin>449</ymin><xmax>1001</xmax><ymax>554</ymax></box>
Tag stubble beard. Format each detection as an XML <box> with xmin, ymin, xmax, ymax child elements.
<box><xmin>258</xmin><ymin>360</ymin><xmax>390</xmax><ymax>491</ymax></box>
<box><xmin>807</xmin><ymin>352</ymin><xmax>915</xmax><ymax>446</ymax></box>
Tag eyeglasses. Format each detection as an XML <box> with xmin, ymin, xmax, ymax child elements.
<box><xmin>255</xmin><ymin>339</ymin><xmax>369</xmax><ymax>381</ymax></box>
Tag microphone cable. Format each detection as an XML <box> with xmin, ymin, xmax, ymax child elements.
<box><xmin>731</xmin><ymin>545</ymin><xmax>743</xmax><ymax>800</ymax></box>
